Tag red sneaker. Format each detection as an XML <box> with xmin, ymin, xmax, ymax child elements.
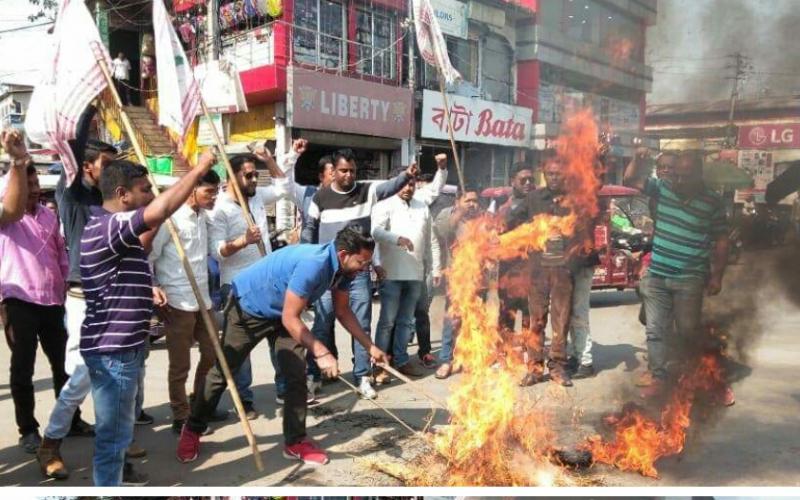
<box><xmin>283</xmin><ymin>438</ymin><xmax>330</xmax><ymax>465</ymax></box>
<box><xmin>176</xmin><ymin>426</ymin><xmax>201</xmax><ymax>463</ymax></box>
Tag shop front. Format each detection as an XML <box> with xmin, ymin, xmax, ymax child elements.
<box><xmin>286</xmin><ymin>67</ymin><xmax>413</xmax><ymax>182</ymax></box>
<box><xmin>419</xmin><ymin>89</ymin><xmax>533</xmax><ymax>188</ymax></box>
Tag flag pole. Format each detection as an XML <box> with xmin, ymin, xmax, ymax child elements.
<box><xmin>436</xmin><ymin>73</ymin><xmax>466</xmax><ymax>192</ymax></box>
<box><xmin>199</xmin><ymin>98</ymin><xmax>267</xmax><ymax>257</ymax></box>
<box><xmin>96</xmin><ymin>54</ymin><xmax>265</xmax><ymax>472</ymax></box>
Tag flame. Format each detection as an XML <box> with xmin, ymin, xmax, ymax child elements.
<box><xmin>405</xmin><ymin>109</ymin><xmax>601</xmax><ymax>486</ymax></box>
<box><xmin>584</xmin><ymin>353</ymin><xmax>728</xmax><ymax>478</ymax></box>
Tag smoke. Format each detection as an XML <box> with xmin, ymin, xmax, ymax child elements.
<box><xmin>647</xmin><ymin>0</ymin><xmax>800</xmax><ymax>104</ymax></box>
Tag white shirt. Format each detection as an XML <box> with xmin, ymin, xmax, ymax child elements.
<box><xmin>413</xmin><ymin>167</ymin><xmax>447</xmax><ymax>206</ymax></box>
<box><xmin>150</xmin><ymin>204</ymin><xmax>214</xmax><ymax>311</ymax></box>
<box><xmin>371</xmin><ymin>195</ymin><xmax>441</xmax><ymax>281</ymax></box>
<box><xmin>207</xmin><ymin>177</ymin><xmax>290</xmax><ymax>285</ymax></box>
<box><xmin>112</xmin><ymin>57</ymin><xmax>131</xmax><ymax>80</ymax></box>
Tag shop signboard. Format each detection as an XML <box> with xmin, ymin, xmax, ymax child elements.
<box><xmin>194</xmin><ymin>59</ymin><xmax>249</xmax><ymax>115</ymax></box>
<box><xmin>198</xmin><ymin>113</ymin><xmax>225</xmax><ymax>146</ymax></box>
<box><xmin>738</xmin><ymin>123</ymin><xmax>800</xmax><ymax>149</ymax></box>
<box><xmin>420</xmin><ymin>90</ymin><xmax>532</xmax><ymax>147</ymax></box>
<box><xmin>288</xmin><ymin>67</ymin><xmax>413</xmax><ymax>140</ymax></box>
<box><xmin>430</xmin><ymin>0</ymin><xmax>469</xmax><ymax>39</ymax></box>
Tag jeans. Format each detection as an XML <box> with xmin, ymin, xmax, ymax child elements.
<box><xmin>308</xmin><ymin>271</ymin><xmax>372</xmax><ymax>383</ymax></box>
<box><xmin>414</xmin><ymin>273</ymin><xmax>434</xmax><ymax>358</ymax></box>
<box><xmin>375</xmin><ymin>280</ymin><xmax>422</xmax><ymax>368</ymax></box>
<box><xmin>189</xmin><ymin>298</ymin><xmax>307</xmax><ymax>444</ymax></box>
<box><xmin>44</xmin><ymin>290</ymin><xmax>92</xmax><ymax>440</ymax></box>
<box><xmin>44</xmin><ymin>364</ymin><xmax>91</xmax><ymax>440</ymax></box>
<box><xmin>568</xmin><ymin>266</ymin><xmax>594</xmax><ymax>366</ymax></box>
<box><xmin>84</xmin><ymin>347</ymin><xmax>145</xmax><ymax>486</ymax></box>
<box><xmin>1</xmin><ymin>298</ymin><xmax>69</xmax><ymax>435</ymax></box>
<box><xmin>640</xmin><ymin>273</ymin><xmax>705</xmax><ymax>380</ymax></box>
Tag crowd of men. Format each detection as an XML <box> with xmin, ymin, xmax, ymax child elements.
<box><xmin>0</xmin><ymin>103</ymin><xmax>730</xmax><ymax>485</ymax></box>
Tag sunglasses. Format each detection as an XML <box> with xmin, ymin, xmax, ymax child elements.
<box><xmin>243</xmin><ymin>172</ymin><xmax>259</xmax><ymax>180</ymax></box>
<box><xmin>518</xmin><ymin>177</ymin><xmax>534</xmax><ymax>184</ymax></box>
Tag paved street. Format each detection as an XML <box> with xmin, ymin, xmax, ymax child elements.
<box><xmin>0</xmin><ymin>247</ymin><xmax>798</xmax><ymax>487</ymax></box>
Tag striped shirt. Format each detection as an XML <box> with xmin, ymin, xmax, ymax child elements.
<box><xmin>80</xmin><ymin>207</ymin><xmax>153</xmax><ymax>354</ymax></box>
<box><xmin>645</xmin><ymin>178</ymin><xmax>727</xmax><ymax>279</ymax></box>
<box><xmin>301</xmin><ymin>173</ymin><xmax>410</xmax><ymax>244</ymax></box>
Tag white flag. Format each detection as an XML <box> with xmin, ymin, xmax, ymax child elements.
<box><xmin>412</xmin><ymin>0</ymin><xmax>461</xmax><ymax>85</ymax></box>
<box><xmin>153</xmin><ymin>0</ymin><xmax>201</xmax><ymax>138</ymax></box>
<box><xmin>24</xmin><ymin>0</ymin><xmax>111</xmax><ymax>185</ymax></box>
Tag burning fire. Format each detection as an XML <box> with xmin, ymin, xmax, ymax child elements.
<box><xmin>584</xmin><ymin>352</ymin><xmax>729</xmax><ymax>478</ymax></box>
<box><xmin>410</xmin><ymin>109</ymin><xmax>601</xmax><ymax>485</ymax></box>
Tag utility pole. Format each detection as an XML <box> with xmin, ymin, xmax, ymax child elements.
<box><xmin>208</xmin><ymin>0</ymin><xmax>220</xmax><ymax>61</ymax></box>
<box><xmin>725</xmin><ymin>52</ymin><xmax>750</xmax><ymax>147</ymax></box>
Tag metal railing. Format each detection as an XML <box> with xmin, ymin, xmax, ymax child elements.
<box><xmin>221</xmin><ymin>24</ymin><xmax>276</xmax><ymax>72</ymax></box>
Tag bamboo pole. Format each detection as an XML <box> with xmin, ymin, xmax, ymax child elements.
<box><xmin>96</xmin><ymin>56</ymin><xmax>264</xmax><ymax>472</ymax></box>
<box><xmin>437</xmin><ymin>69</ymin><xmax>466</xmax><ymax>193</ymax></box>
<box><xmin>376</xmin><ymin>363</ymin><xmax>448</xmax><ymax>410</ymax></box>
<box><xmin>199</xmin><ymin>99</ymin><xmax>267</xmax><ymax>256</ymax></box>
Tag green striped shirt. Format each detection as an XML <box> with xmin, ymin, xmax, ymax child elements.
<box><xmin>645</xmin><ymin>178</ymin><xmax>727</xmax><ymax>279</ymax></box>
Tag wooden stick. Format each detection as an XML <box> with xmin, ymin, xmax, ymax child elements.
<box><xmin>437</xmin><ymin>74</ymin><xmax>466</xmax><ymax>192</ymax></box>
<box><xmin>337</xmin><ymin>376</ymin><xmax>430</xmax><ymax>442</ymax></box>
<box><xmin>96</xmin><ymin>55</ymin><xmax>264</xmax><ymax>472</ymax></box>
<box><xmin>199</xmin><ymin>99</ymin><xmax>267</xmax><ymax>256</ymax></box>
<box><xmin>376</xmin><ymin>363</ymin><xmax>448</xmax><ymax>410</ymax></box>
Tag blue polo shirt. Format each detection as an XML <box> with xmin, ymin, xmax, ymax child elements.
<box><xmin>232</xmin><ymin>242</ymin><xmax>350</xmax><ymax>320</ymax></box>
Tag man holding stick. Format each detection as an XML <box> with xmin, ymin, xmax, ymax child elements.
<box><xmin>177</xmin><ymin>227</ymin><xmax>390</xmax><ymax>465</ymax></box>
<box><xmin>80</xmin><ymin>151</ymin><xmax>217</xmax><ymax>486</ymax></box>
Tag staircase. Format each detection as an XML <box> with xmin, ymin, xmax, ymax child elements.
<box><xmin>123</xmin><ymin>106</ymin><xmax>192</xmax><ymax>175</ymax></box>
<box><xmin>96</xmin><ymin>89</ymin><xmax>193</xmax><ymax>176</ymax></box>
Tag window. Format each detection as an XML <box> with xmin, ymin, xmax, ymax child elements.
<box><xmin>293</xmin><ymin>0</ymin><xmax>346</xmax><ymax>70</ymax></box>
<box><xmin>481</xmin><ymin>34</ymin><xmax>513</xmax><ymax>103</ymax></box>
<box><xmin>423</xmin><ymin>35</ymin><xmax>478</xmax><ymax>87</ymax></box>
<box><xmin>355</xmin><ymin>9</ymin><xmax>397</xmax><ymax>80</ymax></box>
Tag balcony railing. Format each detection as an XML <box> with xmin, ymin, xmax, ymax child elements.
<box><xmin>221</xmin><ymin>24</ymin><xmax>275</xmax><ymax>72</ymax></box>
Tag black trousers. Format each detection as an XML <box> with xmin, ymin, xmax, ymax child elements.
<box><xmin>188</xmin><ymin>296</ymin><xmax>308</xmax><ymax>445</ymax></box>
<box><xmin>1</xmin><ymin>298</ymin><xmax>68</xmax><ymax>435</ymax></box>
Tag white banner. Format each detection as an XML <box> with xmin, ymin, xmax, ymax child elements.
<box><xmin>24</xmin><ymin>0</ymin><xmax>111</xmax><ymax>184</ymax></box>
<box><xmin>431</xmin><ymin>0</ymin><xmax>468</xmax><ymax>39</ymax></box>
<box><xmin>194</xmin><ymin>59</ymin><xmax>248</xmax><ymax>115</ymax></box>
<box><xmin>413</xmin><ymin>0</ymin><xmax>461</xmax><ymax>85</ymax></box>
<box><xmin>420</xmin><ymin>90</ymin><xmax>533</xmax><ymax>147</ymax></box>
<box><xmin>153</xmin><ymin>0</ymin><xmax>201</xmax><ymax>137</ymax></box>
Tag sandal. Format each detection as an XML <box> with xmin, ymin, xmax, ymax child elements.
<box><xmin>435</xmin><ymin>363</ymin><xmax>452</xmax><ymax>379</ymax></box>
<box><xmin>420</xmin><ymin>354</ymin><xmax>437</xmax><ymax>369</ymax></box>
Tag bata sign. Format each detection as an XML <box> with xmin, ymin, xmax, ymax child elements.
<box><xmin>738</xmin><ymin>123</ymin><xmax>800</xmax><ymax>149</ymax></box>
<box><xmin>421</xmin><ymin>90</ymin><xmax>533</xmax><ymax>147</ymax></box>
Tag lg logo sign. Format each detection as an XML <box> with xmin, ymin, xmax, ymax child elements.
<box><xmin>741</xmin><ymin>124</ymin><xmax>799</xmax><ymax>148</ymax></box>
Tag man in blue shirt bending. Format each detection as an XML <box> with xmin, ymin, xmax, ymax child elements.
<box><xmin>176</xmin><ymin>227</ymin><xmax>389</xmax><ymax>466</ymax></box>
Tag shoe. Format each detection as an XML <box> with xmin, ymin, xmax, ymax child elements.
<box><xmin>373</xmin><ymin>368</ymin><xmax>391</xmax><ymax>386</ymax></box>
<box><xmin>36</xmin><ymin>437</ymin><xmax>69</xmax><ymax>480</ymax></box>
<box><xmin>639</xmin><ymin>379</ymin><xmax>666</xmax><ymax>399</ymax></box>
<box><xmin>573</xmin><ymin>364</ymin><xmax>596</xmax><ymax>379</ymax></box>
<box><xmin>67</xmin><ymin>417</ymin><xmax>95</xmax><ymax>437</ymax></box>
<box><xmin>396</xmin><ymin>361</ymin><xmax>425</xmax><ymax>378</ymax></box>
<box><xmin>419</xmin><ymin>353</ymin><xmax>437</xmax><ymax>369</ymax></box>
<box><xmin>125</xmin><ymin>443</ymin><xmax>147</xmax><ymax>459</ymax></box>
<box><xmin>566</xmin><ymin>356</ymin><xmax>579</xmax><ymax>374</ymax></box>
<box><xmin>242</xmin><ymin>401</ymin><xmax>258</xmax><ymax>420</ymax></box>
<box><xmin>135</xmin><ymin>411</ymin><xmax>154</xmax><ymax>426</ymax></box>
<box><xmin>176</xmin><ymin>425</ymin><xmax>201</xmax><ymax>463</ymax></box>
<box><xmin>283</xmin><ymin>438</ymin><xmax>330</xmax><ymax>465</ymax></box>
<box><xmin>550</xmin><ymin>371</ymin><xmax>573</xmax><ymax>387</ymax></box>
<box><xmin>435</xmin><ymin>363</ymin><xmax>452</xmax><ymax>379</ymax></box>
<box><xmin>519</xmin><ymin>371</ymin><xmax>546</xmax><ymax>386</ymax></box>
<box><xmin>358</xmin><ymin>378</ymin><xmax>377</xmax><ymax>400</ymax></box>
<box><xmin>19</xmin><ymin>431</ymin><xmax>41</xmax><ymax>454</ymax></box>
<box><xmin>122</xmin><ymin>462</ymin><xmax>149</xmax><ymax>486</ymax></box>
<box><xmin>172</xmin><ymin>419</ymin><xmax>186</xmax><ymax>435</ymax></box>
<box><xmin>276</xmin><ymin>394</ymin><xmax>285</xmax><ymax>405</ymax></box>
<box><xmin>635</xmin><ymin>370</ymin><xmax>657</xmax><ymax>387</ymax></box>
<box><xmin>207</xmin><ymin>409</ymin><xmax>229</xmax><ymax>422</ymax></box>
<box><xmin>720</xmin><ymin>385</ymin><xmax>736</xmax><ymax>406</ymax></box>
